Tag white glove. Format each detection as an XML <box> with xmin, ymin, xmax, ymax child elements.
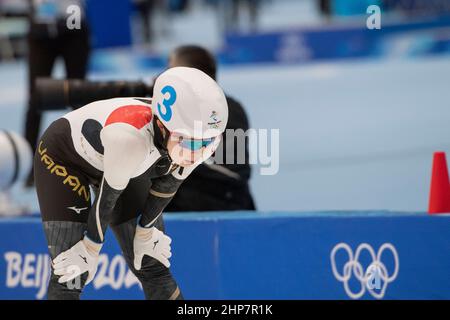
<box><xmin>53</xmin><ymin>236</ymin><xmax>102</xmax><ymax>285</ymax></box>
<box><xmin>133</xmin><ymin>224</ymin><xmax>172</xmax><ymax>270</ymax></box>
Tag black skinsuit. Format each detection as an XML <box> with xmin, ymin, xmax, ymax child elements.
<box><xmin>35</xmin><ymin>116</ymin><xmax>184</xmax><ymax>300</ymax></box>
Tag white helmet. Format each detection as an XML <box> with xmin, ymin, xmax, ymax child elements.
<box><xmin>152</xmin><ymin>66</ymin><xmax>228</xmax><ymax>139</ymax></box>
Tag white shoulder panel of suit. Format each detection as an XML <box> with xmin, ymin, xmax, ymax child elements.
<box><xmin>100</xmin><ymin>122</ymin><xmax>149</xmax><ymax>190</ymax></box>
<box><xmin>62</xmin><ymin>97</ymin><xmax>164</xmax><ymax>187</ymax></box>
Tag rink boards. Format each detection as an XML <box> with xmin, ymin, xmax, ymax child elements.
<box><xmin>0</xmin><ymin>211</ymin><xmax>449</xmax><ymax>300</ymax></box>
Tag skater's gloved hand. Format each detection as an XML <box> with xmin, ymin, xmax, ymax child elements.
<box><xmin>133</xmin><ymin>222</ymin><xmax>172</xmax><ymax>270</ymax></box>
<box><xmin>52</xmin><ymin>236</ymin><xmax>102</xmax><ymax>285</ymax></box>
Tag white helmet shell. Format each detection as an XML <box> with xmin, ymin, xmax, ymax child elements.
<box><xmin>152</xmin><ymin>67</ymin><xmax>228</xmax><ymax>139</ymax></box>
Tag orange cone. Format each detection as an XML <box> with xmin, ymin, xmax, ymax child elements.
<box><xmin>428</xmin><ymin>152</ymin><xmax>450</xmax><ymax>214</ymax></box>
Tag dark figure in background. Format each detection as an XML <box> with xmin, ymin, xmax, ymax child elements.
<box><xmin>318</xmin><ymin>0</ymin><xmax>332</xmax><ymax>20</ymax></box>
<box><xmin>24</xmin><ymin>0</ymin><xmax>90</xmax><ymax>186</ymax></box>
<box><xmin>218</xmin><ymin>0</ymin><xmax>261</xmax><ymax>33</ymax></box>
<box><xmin>132</xmin><ymin>0</ymin><xmax>156</xmax><ymax>44</ymax></box>
<box><xmin>164</xmin><ymin>45</ymin><xmax>256</xmax><ymax>212</ymax></box>
<box><xmin>231</xmin><ymin>0</ymin><xmax>260</xmax><ymax>32</ymax></box>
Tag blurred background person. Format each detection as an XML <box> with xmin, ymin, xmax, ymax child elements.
<box><xmin>317</xmin><ymin>0</ymin><xmax>332</xmax><ymax>21</ymax></box>
<box><xmin>24</xmin><ymin>0</ymin><xmax>91</xmax><ymax>187</ymax></box>
<box><xmin>132</xmin><ymin>0</ymin><xmax>157</xmax><ymax>45</ymax></box>
<box><xmin>164</xmin><ymin>45</ymin><xmax>256</xmax><ymax>212</ymax></box>
<box><xmin>213</xmin><ymin>0</ymin><xmax>262</xmax><ymax>34</ymax></box>
<box><xmin>0</xmin><ymin>0</ymin><xmax>29</xmax><ymax>61</ymax></box>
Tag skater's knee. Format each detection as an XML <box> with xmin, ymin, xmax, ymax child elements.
<box><xmin>130</xmin><ymin>256</ymin><xmax>181</xmax><ymax>300</ymax></box>
<box><xmin>47</xmin><ymin>272</ymin><xmax>87</xmax><ymax>300</ymax></box>
<box><xmin>133</xmin><ymin>256</ymin><xmax>173</xmax><ymax>284</ymax></box>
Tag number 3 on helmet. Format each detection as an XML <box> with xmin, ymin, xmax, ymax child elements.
<box><xmin>157</xmin><ymin>85</ymin><xmax>177</xmax><ymax>122</ymax></box>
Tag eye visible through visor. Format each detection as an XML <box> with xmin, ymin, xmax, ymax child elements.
<box><xmin>178</xmin><ymin>136</ymin><xmax>215</xmax><ymax>151</ymax></box>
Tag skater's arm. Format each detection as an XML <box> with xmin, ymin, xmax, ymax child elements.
<box><xmin>86</xmin><ymin>123</ymin><xmax>148</xmax><ymax>242</ymax></box>
<box><xmin>138</xmin><ymin>174</ymin><xmax>183</xmax><ymax>227</ymax></box>
<box><xmin>139</xmin><ymin>164</ymin><xmax>198</xmax><ymax>227</ymax></box>
<box><xmin>133</xmin><ymin>166</ymin><xmax>198</xmax><ymax>270</ymax></box>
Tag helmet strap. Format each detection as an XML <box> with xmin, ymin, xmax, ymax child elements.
<box><xmin>153</xmin><ymin>116</ymin><xmax>171</xmax><ymax>151</ymax></box>
<box><xmin>152</xmin><ymin>117</ymin><xmax>188</xmax><ymax>175</ymax></box>
<box><xmin>152</xmin><ymin>117</ymin><xmax>175</xmax><ymax>173</ymax></box>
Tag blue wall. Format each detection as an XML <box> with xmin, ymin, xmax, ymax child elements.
<box><xmin>86</xmin><ymin>0</ymin><xmax>132</xmax><ymax>48</ymax></box>
<box><xmin>88</xmin><ymin>15</ymin><xmax>450</xmax><ymax>73</ymax></box>
<box><xmin>222</xmin><ymin>16</ymin><xmax>450</xmax><ymax>65</ymax></box>
<box><xmin>0</xmin><ymin>211</ymin><xmax>449</xmax><ymax>300</ymax></box>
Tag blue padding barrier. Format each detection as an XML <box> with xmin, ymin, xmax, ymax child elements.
<box><xmin>88</xmin><ymin>16</ymin><xmax>450</xmax><ymax>73</ymax></box>
<box><xmin>0</xmin><ymin>211</ymin><xmax>449</xmax><ymax>300</ymax></box>
<box><xmin>222</xmin><ymin>16</ymin><xmax>450</xmax><ymax>65</ymax></box>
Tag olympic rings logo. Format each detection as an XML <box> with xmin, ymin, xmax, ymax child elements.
<box><xmin>330</xmin><ymin>243</ymin><xmax>399</xmax><ymax>299</ymax></box>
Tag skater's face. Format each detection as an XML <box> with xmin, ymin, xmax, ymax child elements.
<box><xmin>156</xmin><ymin>119</ymin><xmax>208</xmax><ymax>167</ymax></box>
<box><xmin>167</xmin><ymin>134</ymin><xmax>206</xmax><ymax>167</ymax></box>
